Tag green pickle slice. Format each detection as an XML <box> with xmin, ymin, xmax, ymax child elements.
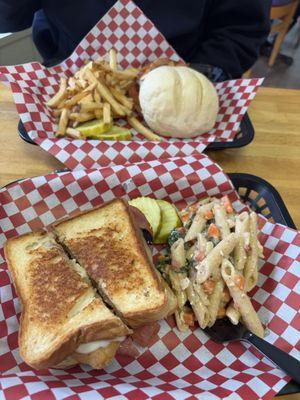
<box><xmin>77</xmin><ymin>119</ymin><xmax>113</xmax><ymax>138</ymax></box>
<box><xmin>78</xmin><ymin>121</ymin><xmax>132</xmax><ymax>140</ymax></box>
<box><xmin>128</xmin><ymin>197</ymin><xmax>161</xmax><ymax>237</ymax></box>
<box><xmin>98</xmin><ymin>126</ymin><xmax>132</xmax><ymax>140</ymax></box>
<box><xmin>154</xmin><ymin>200</ymin><xmax>182</xmax><ymax>244</ymax></box>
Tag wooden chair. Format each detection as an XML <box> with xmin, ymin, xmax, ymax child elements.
<box><xmin>269</xmin><ymin>0</ymin><xmax>299</xmax><ymax>66</ymax></box>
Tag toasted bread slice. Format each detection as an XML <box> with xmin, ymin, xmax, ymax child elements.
<box><xmin>53</xmin><ymin>199</ymin><xmax>176</xmax><ymax>328</ymax></box>
<box><xmin>4</xmin><ymin>231</ymin><xmax>130</xmax><ymax>369</ymax></box>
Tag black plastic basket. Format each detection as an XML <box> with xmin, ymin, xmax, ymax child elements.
<box><xmin>18</xmin><ymin>113</ymin><xmax>254</xmax><ymax>150</ymax></box>
<box><xmin>1</xmin><ymin>172</ymin><xmax>298</xmax><ymax>395</ymax></box>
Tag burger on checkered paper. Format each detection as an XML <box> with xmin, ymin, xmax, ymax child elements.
<box><xmin>0</xmin><ymin>154</ymin><xmax>299</xmax><ymax>400</ymax></box>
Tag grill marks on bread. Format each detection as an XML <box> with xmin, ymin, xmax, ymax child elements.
<box><xmin>66</xmin><ymin>226</ymin><xmax>145</xmax><ymax>295</ymax></box>
<box><xmin>28</xmin><ymin>246</ymin><xmax>89</xmax><ymax>325</ymax></box>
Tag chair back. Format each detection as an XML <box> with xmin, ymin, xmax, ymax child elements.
<box><xmin>271</xmin><ymin>0</ymin><xmax>298</xmax><ymax>19</ymax></box>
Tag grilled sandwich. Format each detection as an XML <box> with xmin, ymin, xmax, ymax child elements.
<box><xmin>53</xmin><ymin>199</ymin><xmax>177</xmax><ymax>328</ymax></box>
<box><xmin>4</xmin><ymin>231</ymin><xmax>131</xmax><ymax>370</ymax></box>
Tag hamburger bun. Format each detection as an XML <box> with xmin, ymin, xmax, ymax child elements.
<box><xmin>139</xmin><ymin>66</ymin><xmax>219</xmax><ymax>138</ymax></box>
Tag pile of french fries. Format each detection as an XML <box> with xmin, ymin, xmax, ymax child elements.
<box><xmin>46</xmin><ymin>49</ymin><xmax>161</xmax><ymax>141</ymax></box>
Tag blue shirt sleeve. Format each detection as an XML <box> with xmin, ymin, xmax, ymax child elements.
<box><xmin>192</xmin><ymin>0</ymin><xmax>272</xmax><ymax>77</ymax></box>
<box><xmin>0</xmin><ymin>0</ymin><xmax>41</xmax><ymax>32</ymax></box>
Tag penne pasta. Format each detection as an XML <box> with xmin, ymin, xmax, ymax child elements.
<box><xmin>192</xmin><ymin>279</ymin><xmax>210</xmax><ymax>306</ymax></box>
<box><xmin>184</xmin><ymin>202</ymin><xmax>214</xmax><ymax>240</ymax></box>
<box><xmin>207</xmin><ymin>279</ymin><xmax>225</xmax><ymax>327</ymax></box>
<box><xmin>184</xmin><ymin>212</ymin><xmax>206</xmax><ymax>242</ymax></box>
<box><xmin>171</xmin><ymin>238</ymin><xmax>185</xmax><ymax>270</ymax></box>
<box><xmin>234</xmin><ymin>212</ymin><xmax>249</xmax><ymax>271</ymax></box>
<box><xmin>195</xmin><ymin>233</ymin><xmax>238</xmax><ymax>283</ymax></box>
<box><xmin>226</xmin><ymin>301</ymin><xmax>240</xmax><ymax>325</ymax></box>
<box><xmin>199</xmin><ymin>202</ymin><xmax>214</xmax><ymax>214</ymax></box>
<box><xmin>198</xmin><ymin>198</ymin><xmax>212</xmax><ymax>206</ymax></box>
<box><xmin>186</xmin><ymin>243</ymin><xmax>196</xmax><ymax>260</ymax></box>
<box><xmin>197</xmin><ymin>233</ymin><xmax>207</xmax><ymax>256</ymax></box>
<box><xmin>244</xmin><ymin>212</ymin><xmax>259</xmax><ymax>292</ymax></box>
<box><xmin>175</xmin><ymin>310</ymin><xmax>189</xmax><ymax>332</ymax></box>
<box><xmin>169</xmin><ymin>270</ymin><xmax>188</xmax><ymax>309</ymax></box>
<box><xmin>162</xmin><ymin>197</ymin><xmax>264</xmax><ymax>335</ymax></box>
<box><xmin>186</xmin><ymin>282</ymin><xmax>210</xmax><ymax>329</ymax></box>
<box><xmin>213</xmin><ymin>202</ymin><xmax>230</xmax><ymax>239</ymax></box>
<box><xmin>221</xmin><ymin>259</ymin><xmax>264</xmax><ymax>337</ymax></box>
<box><xmin>205</xmin><ymin>241</ymin><xmax>214</xmax><ymax>255</ymax></box>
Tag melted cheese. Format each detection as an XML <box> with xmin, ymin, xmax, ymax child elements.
<box><xmin>76</xmin><ymin>337</ymin><xmax>125</xmax><ymax>354</ymax></box>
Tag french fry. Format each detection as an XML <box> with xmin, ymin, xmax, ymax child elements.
<box><xmin>47</xmin><ymin>50</ymin><xmax>164</xmax><ymax>142</ymax></box>
<box><xmin>95</xmin><ymin>69</ymin><xmax>106</xmax><ymax>80</ymax></box>
<box><xmin>127</xmin><ymin>116</ymin><xmax>161</xmax><ymax>141</ymax></box>
<box><xmin>111</xmin><ymin>68</ymin><xmax>139</xmax><ymax>80</ymax></box>
<box><xmin>94</xmin><ymin>59</ymin><xmax>111</xmax><ymax>70</ymax></box>
<box><xmin>93</xmin><ymin>89</ymin><xmax>101</xmax><ymax>103</ymax></box>
<box><xmin>62</xmin><ymin>90</ymin><xmax>91</xmax><ymax>109</ymax></box>
<box><xmin>46</xmin><ymin>78</ymin><xmax>67</xmax><ymax>108</ymax></box>
<box><xmin>114</xmin><ymin>83</ymin><xmax>126</xmax><ymax>94</ymax></box>
<box><xmin>85</xmin><ymin>82</ymin><xmax>97</xmax><ymax>92</ymax></box>
<box><xmin>110</xmin><ymin>86</ymin><xmax>133</xmax><ymax>110</ymax></box>
<box><xmin>103</xmin><ymin>102</ymin><xmax>111</xmax><ymax>124</ymax></box>
<box><xmin>95</xmin><ymin>109</ymin><xmax>103</xmax><ymax>119</ymax></box>
<box><xmin>68</xmin><ymin>77</ymin><xmax>78</xmax><ymax>91</ymax></box>
<box><xmin>84</xmin><ymin>69</ymin><xmax>126</xmax><ymax>116</ymax></box>
<box><xmin>69</xmin><ymin>112</ymin><xmax>95</xmax><ymax>122</ymax></box>
<box><xmin>95</xmin><ymin>61</ymin><xmax>139</xmax><ymax>79</ymax></box>
<box><xmin>56</xmin><ymin>108</ymin><xmax>69</xmax><ymax>137</ymax></box>
<box><xmin>77</xmin><ymin>78</ymin><xmax>89</xmax><ymax>89</ymax></box>
<box><xmin>80</xmin><ymin>102</ymin><xmax>103</xmax><ymax>112</ymax></box>
<box><xmin>105</xmin><ymin>73</ymin><xmax>113</xmax><ymax>86</ymax></box>
<box><xmin>79</xmin><ymin>93</ymin><xmax>94</xmax><ymax>105</ymax></box>
<box><xmin>109</xmin><ymin>49</ymin><xmax>117</xmax><ymax>70</ymax></box>
<box><xmin>66</xmin><ymin>127</ymin><xmax>82</xmax><ymax>139</ymax></box>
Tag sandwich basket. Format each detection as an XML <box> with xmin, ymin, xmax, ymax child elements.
<box><xmin>16</xmin><ymin>62</ymin><xmax>255</xmax><ymax>151</ymax></box>
<box><xmin>1</xmin><ymin>155</ymin><xmax>299</xmax><ymax>400</ymax></box>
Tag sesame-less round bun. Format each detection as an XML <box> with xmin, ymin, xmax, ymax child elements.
<box><xmin>139</xmin><ymin>66</ymin><xmax>219</xmax><ymax>138</ymax></box>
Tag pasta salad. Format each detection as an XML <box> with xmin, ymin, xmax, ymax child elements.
<box><xmin>156</xmin><ymin>196</ymin><xmax>265</xmax><ymax>337</ymax></box>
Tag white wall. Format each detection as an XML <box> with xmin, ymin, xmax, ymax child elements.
<box><xmin>0</xmin><ymin>29</ymin><xmax>42</xmax><ymax>65</ymax></box>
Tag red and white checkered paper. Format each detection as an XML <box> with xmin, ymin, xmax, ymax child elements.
<box><xmin>0</xmin><ymin>0</ymin><xmax>263</xmax><ymax>169</ymax></box>
<box><xmin>0</xmin><ymin>154</ymin><xmax>299</xmax><ymax>400</ymax></box>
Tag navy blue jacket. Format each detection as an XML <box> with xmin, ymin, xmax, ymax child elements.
<box><xmin>0</xmin><ymin>0</ymin><xmax>271</xmax><ymax>77</ymax></box>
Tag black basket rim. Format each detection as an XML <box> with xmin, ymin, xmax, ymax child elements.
<box><xmin>18</xmin><ymin>112</ymin><xmax>254</xmax><ymax>150</ymax></box>
<box><xmin>228</xmin><ymin>172</ymin><xmax>296</xmax><ymax>230</ymax></box>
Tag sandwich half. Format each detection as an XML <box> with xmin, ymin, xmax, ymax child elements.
<box><xmin>53</xmin><ymin>199</ymin><xmax>177</xmax><ymax>328</ymax></box>
<box><xmin>4</xmin><ymin>231</ymin><xmax>131</xmax><ymax>370</ymax></box>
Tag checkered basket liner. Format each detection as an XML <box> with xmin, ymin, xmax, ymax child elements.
<box><xmin>0</xmin><ymin>0</ymin><xmax>263</xmax><ymax>169</ymax></box>
<box><xmin>0</xmin><ymin>154</ymin><xmax>299</xmax><ymax>399</ymax></box>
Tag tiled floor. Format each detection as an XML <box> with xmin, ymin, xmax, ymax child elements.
<box><xmin>251</xmin><ymin>22</ymin><xmax>300</xmax><ymax>89</ymax></box>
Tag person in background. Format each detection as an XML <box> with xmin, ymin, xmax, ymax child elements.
<box><xmin>0</xmin><ymin>1</ymin><xmax>271</xmax><ymax>79</ymax></box>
